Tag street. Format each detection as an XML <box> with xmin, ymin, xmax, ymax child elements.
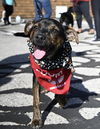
<box><xmin>0</xmin><ymin>21</ymin><xmax>100</xmax><ymax>129</ymax></box>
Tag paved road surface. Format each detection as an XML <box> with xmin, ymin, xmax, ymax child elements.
<box><xmin>0</xmin><ymin>21</ymin><xmax>100</xmax><ymax>129</ymax></box>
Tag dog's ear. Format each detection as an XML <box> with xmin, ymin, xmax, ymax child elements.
<box><xmin>65</xmin><ymin>27</ymin><xmax>79</xmax><ymax>44</ymax></box>
<box><xmin>29</xmin><ymin>22</ymin><xmax>40</xmax><ymax>42</ymax></box>
<box><xmin>24</xmin><ymin>21</ymin><xmax>36</xmax><ymax>37</ymax></box>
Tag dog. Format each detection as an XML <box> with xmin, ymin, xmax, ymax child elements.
<box><xmin>24</xmin><ymin>18</ymin><xmax>78</xmax><ymax>128</ymax></box>
<box><xmin>59</xmin><ymin>7</ymin><xmax>74</xmax><ymax>27</ymax></box>
<box><xmin>59</xmin><ymin>7</ymin><xmax>79</xmax><ymax>44</ymax></box>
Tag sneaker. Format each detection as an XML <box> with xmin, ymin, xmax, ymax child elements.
<box><xmin>93</xmin><ymin>38</ymin><xmax>100</xmax><ymax>41</ymax></box>
<box><xmin>3</xmin><ymin>18</ymin><xmax>11</xmax><ymax>25</ymax></box>
<box><xmin>77</xmin><ymin>28</ymin><xmax>82</xmax><ymax>34</ymax></box>
<box><xmin>88</xmin><ymin>29</ymin><xmax>95</xmax><ymax>35</ymax></box>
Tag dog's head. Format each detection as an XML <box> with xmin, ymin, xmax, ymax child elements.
<box><xmin>25</xmin><ymin>18</ymin><xmax>79</xmax><ymax>60</ymax></box>
<box><xmin>59</xmin><ymin>7</ymin><xmax>74</xmax><ymax>27</ymax></box>
<box><xmin>25</xmin><ymin>19</ymin><xmax>67</xmax><ymax>60</ymax></box>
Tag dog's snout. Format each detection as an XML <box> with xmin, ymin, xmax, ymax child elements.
<box><xmin>36</xmin><ymin>34</ymin><xmax>46</xmax><ymax>41</ymax></box>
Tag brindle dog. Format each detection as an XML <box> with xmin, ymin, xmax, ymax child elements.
<box><xmin>24</xmin><ymin>18</ymin><xmax>78</xmax><ymax>128</ymax></box>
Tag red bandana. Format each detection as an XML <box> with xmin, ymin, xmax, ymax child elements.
<box><xmin>29</xmin><ymin>54</ymin><xmax>72</xmax><ymax>95</ymax></box>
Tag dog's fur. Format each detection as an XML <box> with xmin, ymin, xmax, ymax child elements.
<box><xmin>59</xmin><ymin>7</ymin><xmax>74</xmax><ymax>27</ymax></box>
<box><xmin>59</xmin><ymin>7</ymin><xmax>79</xmax><ymax>44</ymax></box>
<box><xmin>24</xmin><ymin>18</ymin><xmax>78</xmax><ymax>128</ymax></box>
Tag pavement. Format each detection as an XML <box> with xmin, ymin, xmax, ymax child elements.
<box><xmin>0</xmin><ymin>20</ymin><xmax>100</xmax><ymax>129</ymax></box>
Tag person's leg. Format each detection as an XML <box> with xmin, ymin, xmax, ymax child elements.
<box><xmin>3</xmin><ymin>5</ymin><xmax>7</xmax><ymax>24</ymax></box>
<box><xmin>91</xmin><ymin>0</ymin><xmax>100</xmax><ymax>39</ymax></box>
<box><xmin>4</xmin><ymin>5</ymin><xmax>10</xmax><ymax>24</ymax></box>
<box><xmin>33</xmin><ymin>0</ymin><xmax>42</xmax><ymax>21</ymax></box>
<box><xmin>74</xmin><ymin>4</ymin><xmax>82</xmax><ymax>32</ymax></box>
<box><xmin>6</xmin><ymin>5</ymin><xmax>13</xmax><ymax>24</ymax></box>
<box><xmin>42</xmin><ymin>0</ymin><xmax>52</xmax><ymax>18</ymax></box>
<box><xmin>80</xmin><ymin>1</ymin><xmax>94</xmax><ymax>34</ymax></box>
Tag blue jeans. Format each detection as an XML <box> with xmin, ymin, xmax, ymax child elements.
<box><xmin>33</xmin><ymin>0</ymin><xmax>52</xmax><ymax>21</ymax></box>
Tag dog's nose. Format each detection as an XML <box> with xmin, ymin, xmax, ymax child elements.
<box><xmin>36</xmin><ymin>34</ymin><xmax>45</xmax><ymax>41</ymax></box>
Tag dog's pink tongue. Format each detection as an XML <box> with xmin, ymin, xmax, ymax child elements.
<box><xmin>33</xmin><ymin>49</ymin><xmax>46</xmax><ymax>59</ymax></box>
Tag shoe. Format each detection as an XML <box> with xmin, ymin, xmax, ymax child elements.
<box><xmin>3</xmin><ymin>18</ymin><xmax>11</xmax><ymax>25</ymax></box>
<box><xmin>77</xmin><ymin>28</ymin><xmax>82</xmax><ymax>34</ymax></box>
<box><xmin>88</xmin><ymin>29</ymin><xmax>95</xmax><ymax>35</ymax></box>
<box><xmin>3</xmin><ymin>18</ymin><xmax>7</xmax><ymax>25</ymax></box>
<box><xmin>7</xmin><ymin>21</ymin><xmax>11</xmax><ymax>25</ymax></box>
<box><xmin>93</xmin><ymin>38</ymin><xmax>100</xmax><ymax>41</ymax></box>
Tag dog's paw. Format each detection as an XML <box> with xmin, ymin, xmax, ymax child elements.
<box><xmin>55</xmin><ymin>94</ymin><xmax>67</xmax><ymax>108</ymax></box>
<box><xmin>32</xmin><ymin>119</ymin><xmax>42</xmax><ymax>128</ymax></box>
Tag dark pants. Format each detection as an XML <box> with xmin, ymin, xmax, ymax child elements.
<box><xmin>4</xmin><ymin>5</ymin><xmax>13</xmax><ymax>24</ymax></box>
<box><xmin>74</xmin><ymin>1</ymin><xmax>93</xmax><ymax>29</ymax></box>
<box><xmin>91</xmin><ymin>0</ymin><xmax>100</xmax><ymax>39</ymax></box>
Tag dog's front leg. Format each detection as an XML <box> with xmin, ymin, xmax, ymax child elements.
<box><xmin>32</xmin><ymin>74</ymin><xmax>42</xmax><ymax>128</ymax></box>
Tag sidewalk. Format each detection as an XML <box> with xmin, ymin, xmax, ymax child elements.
<box><xmin>0</xmin><ymin>21</ymin><xmax>100</xmax><ymax>129</ymax></box>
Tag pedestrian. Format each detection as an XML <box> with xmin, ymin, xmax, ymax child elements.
<box><xmin>33</xmin><ymin>0</ymin><xmax>52</xmax><ymax>21</ymax></box>
<box><xmin>91</xmin><ymin>0</ymin><xmax>100</xmax><ymax>41</ymax></box>
<box><xmin>2</xmin><ymin>0</ymin><xmax>16</xmax><ymax>25</ymax></box>
<box><xmin>71</xmin><ymin>0</ymin><xmax>95</xmax><ymax>34</ymax></box>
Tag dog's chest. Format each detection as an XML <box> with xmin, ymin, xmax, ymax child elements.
<box><xmin>29</xmin><ymin>54</ymin><xmax>72</xmax><ymax>94</ymax></box>
<box><xmin>32</xmin><ymin>42</ymin><xmax>72</xmax><ymax>70</ymax></box>
<box><xmin>29</xmin><ymin>42</ymin><xmax>72</xmax><ymax>94</ymax></box>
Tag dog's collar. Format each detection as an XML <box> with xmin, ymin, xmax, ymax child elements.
<box><xmin>28</xmin><ymin>42</ymin><xmax>72</xmax><ymax>70</ymax></box>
